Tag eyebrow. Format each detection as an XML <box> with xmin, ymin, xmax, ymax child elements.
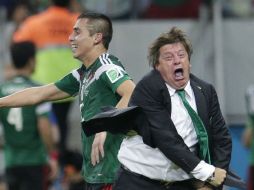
<box><xmin>161</xmin><ymin>52</ymin><xmax>173</xmax><ymax>57</ymax></box>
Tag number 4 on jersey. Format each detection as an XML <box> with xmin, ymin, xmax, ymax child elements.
<box><xmin>7</xmin><ymin>108</ymin><xmax>23</xmax><ymax>132</ymax></box>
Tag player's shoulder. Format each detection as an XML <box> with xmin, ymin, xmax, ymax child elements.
<box><xmin>93</xmin><ymin>53</ymin><xmax>126</xmax><ymax>80</ymax></box>
<box><xmin>0</xmin><ymin>77</ymin><xmax>36</xmax><ymax>96</ymax></box>
<box><xmin>99</xmin><ymin>53</ymin><xmax>121</xmax><ymax>63</ymax></box>
<box><xmin>96</xmin><ymin>53</ymin><xmax>124</xmax><ymax>69</ymax></box>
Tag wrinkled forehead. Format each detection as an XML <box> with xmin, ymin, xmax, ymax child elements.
<box><xmin>160</xmin><ymin>43</ymin><xmax>186</xmax><ymax>54</ymax></box>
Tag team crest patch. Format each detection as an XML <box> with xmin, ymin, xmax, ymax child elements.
<box><xmin>106</xmin><ymin>67</ymin><xmax>123</xmax><ymax>83</ymax></box>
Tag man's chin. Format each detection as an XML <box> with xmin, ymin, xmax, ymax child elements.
<box><xmin>72</xmin><ymin>54</ymin><xmax>80</xmax><ymax>60</ymax></box>
<box><xmin>174</xmin><ymin>80</ymin><xmax>188</xmax><ymax>89</ymax></box>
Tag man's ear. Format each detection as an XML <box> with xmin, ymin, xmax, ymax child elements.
<box><xmin>94</xmin><ymin>33</ymin><xmax>103</xmax><ymax>44</ymax></box>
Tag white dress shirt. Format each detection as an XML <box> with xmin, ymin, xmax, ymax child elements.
<box><xmin>118</xmin><ymin>81</ymin><xmax>215</xmax><ymax>182</ymax></box>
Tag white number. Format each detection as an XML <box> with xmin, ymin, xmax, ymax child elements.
<box><xmin>7</xmin><ymin>108</ymin><xmax>23</xmax><ymax>131</ymax></box>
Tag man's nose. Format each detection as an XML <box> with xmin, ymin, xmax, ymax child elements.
<box><xmin>173</xmin><ymin>56</ymin><xmax>181</xmax><ymax>64</ymax></box>
<box><xmin>69</xmin><ymin>33</ymin><xmax>74</xmax><ymax>41</ymax></box>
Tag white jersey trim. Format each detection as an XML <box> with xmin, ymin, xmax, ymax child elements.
<box><xmin>36</xmin><ymin>102</ymin><xmax>51</xmax><ymax>115</ymax></box>
<box><xmin>71</xmin><ymin>69</ymin><xmax>81</xmax><ymax>82</ymax></box>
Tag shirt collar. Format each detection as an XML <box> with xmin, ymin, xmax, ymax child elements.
<box><xmin>166</xmin><ymin>81</ymin><xmax>192</xmax><ymax>98</ymax></box>
<box><xmin>184</xmin><ymin>81</ymin><xmax>192</xmax><ymax>99</ymax></box>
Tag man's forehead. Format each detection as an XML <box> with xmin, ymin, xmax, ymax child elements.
<box><xmin>160</xmin><ymin>43</ymin><xmax>185</xmax><ymax>52</ymax></box>
<box><xmin>73</xmin><ymin>18</ymin><xmax>92</xmax><ymax>29</ymax></box>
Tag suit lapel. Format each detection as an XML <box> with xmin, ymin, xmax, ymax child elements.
<box><xmin>163</xmin><ymin>86</ymin><xmax>172</xmax><ymax>114</ymax></box>
<box><xmin>153</xmin><ymin>70</ymin><xmax>172</xmax><ymax>114</ymax></box>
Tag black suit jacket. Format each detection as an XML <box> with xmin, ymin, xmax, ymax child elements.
<box><xmin>129</xmin><ymin>69</ymin><xmax>232</xmax><ymax>174</ymax></box>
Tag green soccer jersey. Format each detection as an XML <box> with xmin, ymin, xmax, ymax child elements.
<box><xmin>55</xmin><ymin>53</ymin><xmax>131</xmax><ymax>183</ymax></box>
<box><xmin>0</xmin><ymin>76</ymin><xmax>50</xmax><ymax>168</ymax></box>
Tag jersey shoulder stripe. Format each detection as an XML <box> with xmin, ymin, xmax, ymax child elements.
<box><xmin>71</xmin><ymin>68</ymin><xmax>81</xmax><ymax>82</ymax></box>
<box><xmin>95</xmin><ymin>53</ymin><xmax>126</xmax><ymax>80</ymax></box>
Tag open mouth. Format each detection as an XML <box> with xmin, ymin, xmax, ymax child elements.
<box><xmin>71</xmin><ymin>44</ymin><xmax>78</xmax><ymax>52</ymax></box>
<box><xmin>174</xmin><ymin>68</ymin><xmax>184</xmax><ymax>80</ymax></box>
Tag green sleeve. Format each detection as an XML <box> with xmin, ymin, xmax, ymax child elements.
<box><xmin>99</xmin><ymin>64</ymin><xmax>132</xmax><ymax>93</ymax></box>
<box><xmin>55</xmin><ymin>71</ymin><xmax>80</xmax><ymax>96</ymax></box>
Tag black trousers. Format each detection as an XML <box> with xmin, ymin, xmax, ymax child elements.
<box><xmin>52</xmin><ymin>101</ymin><xmax>73</xmax><ymax>154</ymax></box>
<box><xmin>247</xmin><ymin>165</ymin><xmax>254</xmax><ymax>190</ymax></box>
<box><xmin>84</xmin><ymin>183</ymin><xmax>112</xmax><ymax>190</ymax></box>
<box><xmin>6</xmin><ymin>165</ymin><xmax>49</xmax><ymax>190</ymax></box>
<box><xmin>113</xmin><ymin>166</ymin><xmax>195</xmax><ymax>190</ymax></box>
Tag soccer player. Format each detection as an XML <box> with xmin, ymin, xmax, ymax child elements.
<box><xmin>13</xmin><ymin>0</ymin><xmax>80</xmax><ymax>156</ymax></box>
<box><xmin>0</xmin><ymin>41</ymin><xmax>57</xmax><ymax>190</ymax></box>
<box><xmin>0</xmin><ymin>12</ymin><xmax>135</xmax><ymax>190</ymax></box>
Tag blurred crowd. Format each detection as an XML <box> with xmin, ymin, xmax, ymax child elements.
<box><xmin>0</xmin><ymin>0</ymin><xmax>211</xmax><ymax>79</ymax></box>
<box><xmin>0</xmin><ymin>0</ymin><xmax>253</xmax><ymax>74</ymax></box>
<box><xmin>0</xmin><ymin>0</ymin><xmax>253</xmax><ymax>68</ymax></box>
<box><xmin>0</xmin><ymin>0</ymin><xmax>209</xmax><ymax>21</ymax></box>
<box><xmin>1</xmin><ymin>0</ymin><xmax>254</xmax><ymax>23</ymax></box>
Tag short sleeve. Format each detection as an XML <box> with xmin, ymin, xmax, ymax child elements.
<box><xmin>55</xmin><ymin>69</ymin><xmax>80</xmax><ymax>96</ymax></box>
<box><xmin>36</xmin><ymin>102</ymin><xmax>51</xmax><ymax>117</ymax></box>
<box><xmin>95</xmin><ymin>64</ymin><xmax>131</xmax><ymax>93</ymax></box>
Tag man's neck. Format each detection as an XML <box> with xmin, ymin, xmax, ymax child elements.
<box><xmin>15</xmin><ymin>68</ymin><xmax>32</xmax><ymax>77</ymax></box>
<box><xmin>82</xmin><ymin>47</ymin><xmax>107</xmax><ymax>68</ymax></box>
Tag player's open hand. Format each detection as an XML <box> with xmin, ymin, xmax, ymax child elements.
<box><xmin>91</xmin><ymin>132</ymin><xmax>107</xmax><ymax>166</ymax></box>
<box><xmin>48</xmin><ymin>158</ymin><xmax>59</xmax><ymax>180</ymax></box>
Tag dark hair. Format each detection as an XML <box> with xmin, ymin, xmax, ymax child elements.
<box><xmin>148</xmin><ymin>27</ymin><xmax>193</xmax><ymax>68</ymax></box>
<box><xmin>52</xmin><ymin>0</ymin><xmax>70</xmax><ymax>7</ymax></box>
<box><xmin>60</xmin><ymin>150</ymin><xmax>83</xmax><ymax>170</ymax></box>
<box><xmin>10</xmin><ymin>41</ymin><xmax>36</xmax><ymax>69</ymax></box>
<box><xmin>78</xmin><ymin>12</ymin><xmax>113</xmax><ymax>49</ymax></box>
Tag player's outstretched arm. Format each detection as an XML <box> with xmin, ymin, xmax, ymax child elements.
<box><xmin>0</xmin><ymin>83</ymin><xmax>70</xmax><ymax>108</ymax></box>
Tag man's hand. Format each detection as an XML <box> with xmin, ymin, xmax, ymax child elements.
<box><xmin>207</xmin><ymin>167</ymin><xmax>227</xmax><ymax>187</ymax></box>
<box><xmin>48</xmin><ymin>158</ymin><xmax>59</xmax><ymax>180</ymax></box>
<box><xmin>91</xmin><ymin>132</ymin><xmax>107</xmax><ymax>166</ymax></box>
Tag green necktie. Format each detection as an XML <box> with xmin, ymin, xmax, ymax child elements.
<box><xmin>177</xmin><ymin>90</ymin><xmax>211</xmax><ymax>164</ymax></box>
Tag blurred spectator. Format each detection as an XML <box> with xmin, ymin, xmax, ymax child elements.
<box><xmin>29</xmin><ymin>0</ymin><xmax>49</xmax><ymax>13</ymax></box>
<box><xmin>140</xmin><ymin>0</ymin><xmax>202</xmax><ymax>19</ymax></box>
<box><xmin>12</xmin><ymin>0</ymin><xmax>80</xmax><ymax>158</ymax></box>
<box><xmin>69</xmin><ymin>0</ymin><xmax>83</xmax><ymax>13</ymax></box>
<box><xmin>0</xmin><ymin>0</ymin><xmax>16</xmax><ymax>12</ymax></box>
<box><xmin>222</xmin><ymin>0</ymin><xmax>253</xmax><ymax>18</ymax></box>
<box><xmin>0</xmin><ymin>41</ymin><xmax>58</xmax><ymax>190</ymax></box>
<box><xmin>27</xmin><ymin>0</ymin><xmax>82</xmax><ymax>13</ymax></box>
<box><xmin>242</xmin><ymin>84</ymin><xmax>254</xmax><ymax>190</ymax></box>
<box><xmin>80</xmin><ymin>0</ymin><xmax>134</xmax><ymax>20</ymax></box>
<box><xmin>61</xmin><ymin>150</ymin><xmax>85</xmax><ymax>190</ymax></box>
<box><xmin>5</xmin><ymin>1</ymin><xmax>30</xmax><ymax>39</ymax></box>
<box><xmin>1</xmin><ymin>1</ymin><xmax>30</xmax><ymax>80</ymax></box>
